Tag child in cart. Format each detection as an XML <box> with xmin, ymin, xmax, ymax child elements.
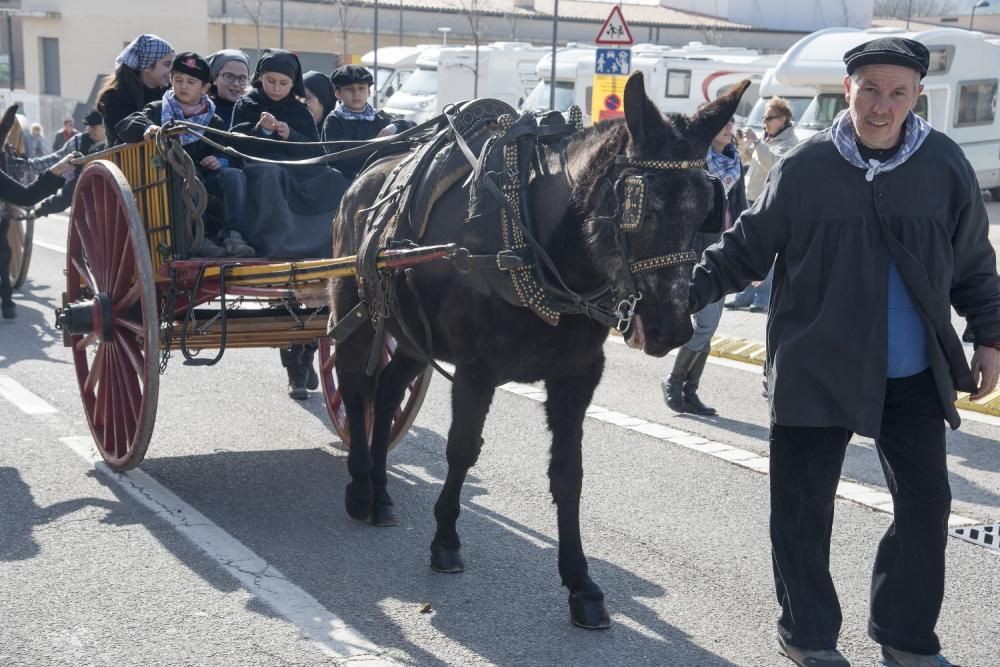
<box><xmin>321</xmin><ymin>65</ymin><xmax>415</xmax><ymax>179</ymax></box>
<box><xmin>117</xmin><ymin>52</ymin><xmax>253</xmax><ymax>258</ymax></box>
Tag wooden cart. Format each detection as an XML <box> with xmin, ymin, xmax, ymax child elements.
<box><xmin>55</xmin><ymin>134</ymin><xmax>449</xmax><ymax>470</ymax></box>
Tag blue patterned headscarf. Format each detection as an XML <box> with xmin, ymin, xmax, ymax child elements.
<box><xmin>705</xmin><ymin>141</ymin><xmax>742</xmax><ymax>194</ymax></box>
<box><xmin>830</xmin><ymin>109</ymin><xmax>931</xmax><ymax>181</ymax></box>
<box><xmin>116</xmin><ymin>34</ymin><xmax>174</xmax><ymax>71</ymax></box>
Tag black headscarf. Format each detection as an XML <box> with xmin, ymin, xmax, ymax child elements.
<box><xmin>252</xmin><ymin>48</ymin><xmax>305</xmax><ymax>99</ymax></box>
<box><xmin>303</xmin><ymin>70</ymin><xmax>336</xmax><ymax>122</ymax></box>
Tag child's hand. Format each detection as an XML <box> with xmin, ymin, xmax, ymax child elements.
<box><xmin>144</xmin><ymin>125</ymin><xmax>161</xmax><ymax>139</ymax></box>
<box><xmin>275</xmin><ymin>121</ymin><xmax>290</xmax><ymax>139</ymax></box>
<box><xmin>257</xmin><ymin>112</ymin><xmax>278</xmax><ymax>133</ymax></box>
<box><xmin>376</xmin><ymin>124</ymin><xmax>397</xmax><ymax>138</ymax></box>
<box><xmin>201</xmin><ymin>156</ymin><xmax>221</xmax><ymax>171</ymax></box>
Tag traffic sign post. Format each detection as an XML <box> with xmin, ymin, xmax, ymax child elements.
<box><xmin>591</xmin><ymin>6</ymin><xmax>633</xmax><ymax>122</ymax></box>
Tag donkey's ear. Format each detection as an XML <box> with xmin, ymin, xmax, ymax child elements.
<box><xmin>688</xmin><ymin>79</ymin><xmax>752</xmax><ymax>147</ymax></box>
<box><xmin>624</xmin><ymin>72</ymin><xmax>667</xmax><ymax>150</ymax></box>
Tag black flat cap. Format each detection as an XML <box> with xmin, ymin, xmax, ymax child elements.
<box><xmin>330</xmin><ymin>64</ymin><xmax>374</xmax><ymax>88</ymax></box>
<box><xmin>82</xmin><ymin>109</ymin><xmax>103</xmax><ymax>126</ymax></box>
<box><xmin>844</xmin><ymin>37</ymin><xmax>930</xmax><ymax>78</ymax></box>
<box><xmin>171</xmin><ymin>52</ymin><xmax>212</xmax><ymax>84</ymax></box>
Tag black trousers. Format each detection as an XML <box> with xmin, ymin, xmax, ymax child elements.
<box><xmin>0</xmin><ymin>215</ymin><xmax>12</xmax><ymax>303</ymax></box>
<box><xmin>769</xmin><ymin>369</ymin><xmax>951</xmax><ymax>655</ymax></box>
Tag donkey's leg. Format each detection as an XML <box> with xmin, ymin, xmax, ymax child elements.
<box><xmin>368</xmin><ymin>353</ymin><xmax>428</xmax><ymax>527</ymax></box>
<box><xmin>545</xmin><ymin>369</ymin><xmax>610</xmax><ymax>629</ymax></box>
<box><xmin>430</xmin><ymin>365</ymin><xmax>496</xmax><ymax>573</ymax></box>
<box><xmin>335</xmin><ymin>334</ymin><xmax>379</xmax><ymax>522</ymax></box>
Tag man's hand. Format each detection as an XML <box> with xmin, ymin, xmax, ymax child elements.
<box><xmin>970</xmin><ymin>346</ymin><xmax>1000</xmax><ymax>400</ymax></box>
<box><xmin>49</xmin><ymin>151</ymin><xmax>81</xmax><ymax>176</ymax></box>
<box><xmin>200</xmin><ymin>155</ymin><xmax>221</xmax><ymax>171</ymax></box>
<box><xmin>144</xmin><ymin>125</ymin><xmax>160</xmax><ymax>140</ymax></box>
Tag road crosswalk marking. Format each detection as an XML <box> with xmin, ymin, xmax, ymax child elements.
<box><xmin>0</xmin><ymin>375</ymin><xmax>58</xmax><ymax>415</ymax></box>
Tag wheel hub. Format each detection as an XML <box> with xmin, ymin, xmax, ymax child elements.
<box><xmin>56</xmin><ymin>293</ymin><xmax>113</xmax><ymax>341</ymax></box>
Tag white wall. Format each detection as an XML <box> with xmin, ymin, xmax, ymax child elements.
<box><xmin>656</xmin><ymin>0</ymin><xmax>874</xmax><ymax>31</ymax></box>
<box><xmin>20</xmin><ymin>0</ymin><xmax>210</xmax><ymax>103</ymax></box>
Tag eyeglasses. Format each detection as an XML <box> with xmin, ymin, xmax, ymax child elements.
<box><xmin>763</xmin><ymin>115</ymin><xmax>782</xmax><ymax>122</ymax></box>
<box><xmin>220</xmin><ymin>72</ymin><xmax>249</xmax><ymax>85</ymax></box>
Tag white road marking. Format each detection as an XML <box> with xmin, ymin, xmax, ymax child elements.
<box><xmin>495</xmin><ymin>381</ymin><xmax>981</xmax><ymax>529</ymax></box>
<box><xmin>0</xmin><ymin>375</ymin><xmax>58</xmax><ymax>414</ymax></box>
<box><xmin>60</xmin><ymin>436</ymin><xmax>394</xmax><ymax>665</ymax></box>
<box><xmin>33</xmin><ymin>239</ymin><xmax>67</xmax><ymax>254</ymax></box>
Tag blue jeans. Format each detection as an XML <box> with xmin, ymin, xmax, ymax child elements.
<box><xmin>684</xmin><ymin>298</ymin><xmax>723</xmax><ymax>353</ymax></box>
<box><xmin>203</xmin><ymin>167</ymin><xmax>247</xmax><ymax>238</ymax></box>
<box><xmin>730</xmin><ymin>264</ymin><xmax>773</xmax><ymax>308</ymax></box>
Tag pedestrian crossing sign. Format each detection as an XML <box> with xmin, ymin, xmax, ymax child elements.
<box><xmin>595</xmin><ymin>6</ymin><xmax>634</xmax><ymax>46</ymax></box>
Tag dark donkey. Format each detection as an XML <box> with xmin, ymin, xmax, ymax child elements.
<box><xmin>330</xmin><ymin>73</ymin><xmax>749</xmax><ymax>628</ymax></box>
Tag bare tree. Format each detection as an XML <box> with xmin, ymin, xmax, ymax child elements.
<box><xmin>240</xmin><ymin>0</ymin><xmax>266</xmax><ymax>53</ymax></box>
<box><xmin>322</xmin><ymin>0</ymin><xmax>358</xmax><ymax>64</ymax></box>
<box><xmin>873</xmin><ymin>0</ymin><xmax>956</xmax><ymax>19</ymax></box>
<box><xmin>448</xmin><ymin>0</ymin><xmax>487</xmax><ymax>96</ymax></box>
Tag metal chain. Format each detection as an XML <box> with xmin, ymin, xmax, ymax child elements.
<box><xmin>158</xmin><ymin>268</ymin><xmax>179</xmax><ymax>374</ymax></box>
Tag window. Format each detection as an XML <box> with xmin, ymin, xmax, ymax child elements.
<box><xmin>915</xmin><ymin>94</ymin><xmax>928</xmax><ymax>121</ymax></box>
<box><xmin>926</xmin><ymin>46</ymin><xmax>952</xmax><ymax>75</ymax></box>
<box><xmin>665</xmin><ymin>70</ymin><xmax>691</xmax><ymax>98</ymax></box>
<box><xmin>798</xmin><ymin>94</ymin><xmax>848</xmax><ymax>130</ymax></box>
<box><xmin>955</xmin><ymin>80</ymin><xmax>997</xmax><ymax>127</ymax></box>
<box><xmin>40</xmin><ymin>37</ymin><xmax>60</xmax><ymax>96</ymax></box>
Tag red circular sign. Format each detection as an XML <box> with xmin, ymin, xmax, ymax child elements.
<box><xmin>604</xmin><ymin>94</ymin><xmax>621</xmax><ymax>111</ymax></box>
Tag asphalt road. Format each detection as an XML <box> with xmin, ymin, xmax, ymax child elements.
<box><xmin>0</xmin><ymin>211</ymin><xmax>997</xmax><ymax>666</ymax></box>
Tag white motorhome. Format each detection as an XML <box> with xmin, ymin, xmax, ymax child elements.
<box><xmin>384</xmin><ymin>42</ymin><xmax>547</xmax><ymax>123</ymax></box>
<box><xmin>382</xmin><ymin>47</ymin><xmax>446</xmax><ymax>123</ymax></box>
<box><xmin>772</xmin><ymin>26</ymin><xmax>1000</xmax><ymax>194</ymax></box>
<box><xmin>572</xmin><ymin>44</ymin><xmax>772</xmax><ymax>125</ymax></box>
<box><xmin>361</xmin><ymin>46</ymin><xmax>424</xmax><ymax>108</ymax></box>
<box><xmin>435</xmin><ymin>42</ymin><xmax>549</xmax><ymax>114</ymax></box>
<box><xmin>743</xmin><ymin>67</ymin><xmax>817</xmax><ymax>142</ymax></box>
<box><xmin>520</xmin><ymin>46</ymin><xmax>597</xmax><ymax>114</ymax></box>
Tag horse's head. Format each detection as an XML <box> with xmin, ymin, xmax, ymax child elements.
<box><xmin>584</xmin><ymin>72</ymin><xmax>750</xmax><ymax>357</ymax></box>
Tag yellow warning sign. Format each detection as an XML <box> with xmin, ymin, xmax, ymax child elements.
<box><xmin>591</xmin><ymin>73</ymin><xmax>628</xmax><ymax>123</ymax></box>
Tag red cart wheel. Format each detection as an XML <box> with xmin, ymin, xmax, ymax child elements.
<box><xmin>61</xmin><ymin>161</ymin><xmax>159</xmax><ymax>471</ymax></box>
<box><xmin>6</xmin><ymin>207</ymin><xmax>33</xmax><ymax>288</ymax></box>
<box><xmin>318</xmin><ymin>336</ymin><xmax>432</xmax><ymax>452</ymax></box>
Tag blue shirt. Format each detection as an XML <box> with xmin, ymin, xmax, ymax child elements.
<box><xmin>886</xmin><ymin>258</ymin><xmax>930</xmax><ymax>378</ymax></box>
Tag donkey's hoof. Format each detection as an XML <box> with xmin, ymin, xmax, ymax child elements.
<box><xmin>569</xmin><ymin>590</ymin><xmax>611</xmax><ymax>629</ymax></box>
<box><xmin>345</xmin><ymin>482</ymin><xmax>372</xmax><ymax>522</ymax></box>
<box><xmin>430</xmin><ymin>543</ymin><xmax>464</xmax><ymax>573</ymax></box>
<box><xmin>371</xmin><ymin>500</ymin><xmax>399</xmax><ymax>527</ymax></box>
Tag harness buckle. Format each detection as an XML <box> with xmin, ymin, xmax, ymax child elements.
<box><xmin>495</xmin><ymin>250</ymin><xmax>523</xmax><ymax>272</ymax></box>
<box><xmin>614</xmin><ymin>291</ymin><xmax>643</xmax><ymax>333</ymax></box>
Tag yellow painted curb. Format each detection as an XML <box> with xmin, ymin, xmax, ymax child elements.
<box><xmin>709</xmin><ymin>335</ymin><xmax>1000</xmax><ymax>419</ymax></box>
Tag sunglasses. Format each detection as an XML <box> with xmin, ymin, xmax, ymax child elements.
<box><xmin>763</xmin><ymin>115</ymin><xmax>783</xmax><ymax>121</ymax></box>
<box><xmin>219</xmin><ymin>72</ymin><xmax>250</xmax><ymax>85</ymax></box>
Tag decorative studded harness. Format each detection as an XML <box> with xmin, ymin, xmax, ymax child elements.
<box><xmin>461</xmin><ymin>111</ymin><xmax>710</xmax><ymax>332</ymax></box>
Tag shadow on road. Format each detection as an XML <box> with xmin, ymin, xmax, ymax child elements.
<box><xmin>76</xmin><ymin>427</ymin><xmax>738</xmax><ymax>665</ymax></box>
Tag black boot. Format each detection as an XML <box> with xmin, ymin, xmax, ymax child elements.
<box><xmin>682</xmin><ymin>349</ymin><xmax>717</xmax><ymax>416</ymax></box>
<box><xmin>301</xmin><ymin>343</ymin><xmax>319</xmax><ymax>391</ymax></box>
<box><xmin>280</xmin><ymin>347</ymin><xmax>308</xmax><ymax>400</ymax></box>
<box><xmin>1</xmin><ymin>298</ymin><xmax>15</xmax><ymax>320</ymax></box>
<box><xmin>662</xmin><ymin>347</ymin><xmax>699</xmax><ymax>413</ymax></box>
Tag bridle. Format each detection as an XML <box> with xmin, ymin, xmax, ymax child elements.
<box><xmin>595</xmin><ymin>154</ymin><xmax>720</xmax><ymax>332</ymax></box>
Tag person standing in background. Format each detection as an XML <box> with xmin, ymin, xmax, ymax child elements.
<box><xmin>52</xmin><ymin>117</ymin><xmax>76</xmax><ymax>151</ymax></box>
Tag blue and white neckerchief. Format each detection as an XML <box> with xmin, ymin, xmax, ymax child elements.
<box><xmin>705</xmin><ymin>141</ymin><xmax>742</xmax><ymax>194</ymax></box>
<box><xmin>332</xmin><ymin>100</ymin><xmax>377</xmax><ymax>122</ymax></box>
<box><xmin>160</xmin><ymin>90</ymin><xmax>216</xmax><ymax>145</ymax></box>
<box><xmin>830</xmin><ymin>109</ymin><xmax>931</xmax><ymax>181</ymax></box>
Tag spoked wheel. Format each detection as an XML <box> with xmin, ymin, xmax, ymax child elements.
<box><xmin>318</xmin><ymin>336</ymin><xmax>432</xmax><ymax>452</ymax></box>
<box><xmin>6</xmin><ymin>207</ymin><xmax>33</xmax><ymax>288</ymax></box>
<box><xmin>60</xmin><ymin>161</ymin><xmax>159</xmax><ymax>471</ymax></box>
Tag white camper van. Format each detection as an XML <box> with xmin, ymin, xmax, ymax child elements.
<box><xmin>384</xmin><ymin>42</ymin><xmax>547</xmax><ymax>123</ymax></box>
<box><xmin>435</xmin><ymin>42</ymin><xmax>549</xmax><ymax>114</ymax></box>
<box><xmin>520</xmin><ymin>46</ymin><xmax>597</xmax><ymax>114</ymax></box>
<box><xmin>361</xmin><ymin>46</ymin><xmax>424</xmax><ymax>108</ymax></box>
<box><xmin>572</xmin><ymin>43</ymin><xmax>772</xmax><ymax>125</ymax></box>
<box><xmin>772</xmin><ymin>26</ymin><xmax>1000</xmax><ymax>194</ymax></box>
<box><xmin>382</xmin><ymin>47</ymin><xmax>446</xmax><ymax>124</ymax></box>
